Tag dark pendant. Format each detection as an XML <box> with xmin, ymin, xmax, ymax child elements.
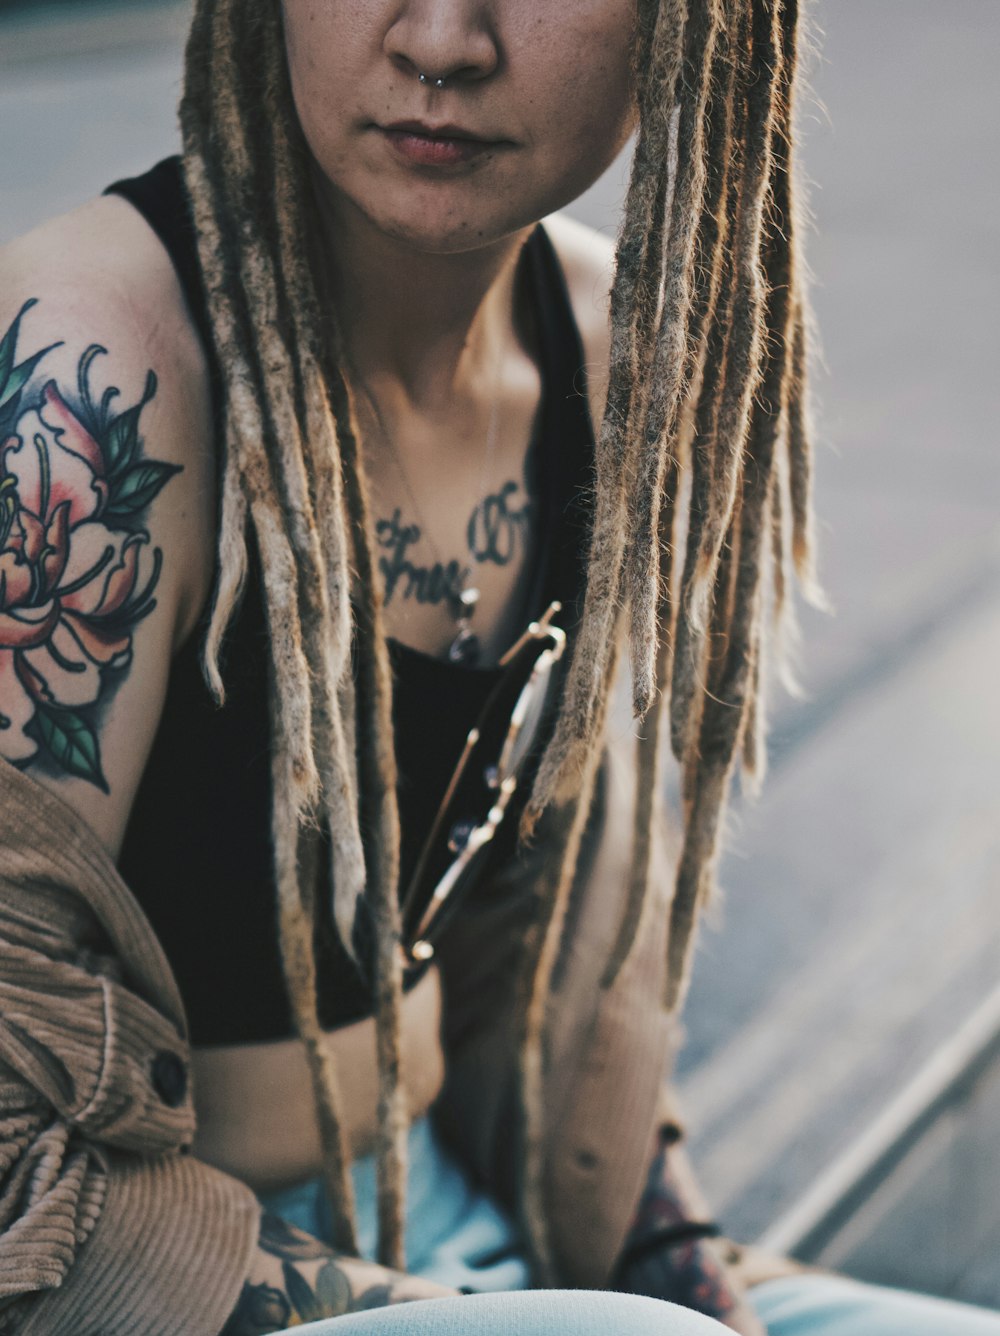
<box><xmin>448</xmin><ymin>627</ymin><xmax>481</xmax><ymax>666</ymax></box>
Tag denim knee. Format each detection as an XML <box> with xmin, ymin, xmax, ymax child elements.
<box><xmin>292</xmin><ymin>1288</ymin><xmax>734</xmax><ymax>1334</ymax></box>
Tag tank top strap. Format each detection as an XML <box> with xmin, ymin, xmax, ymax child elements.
<box><xmin>107</xmin><ymin>158</ymin><xmax>214</xmax><ymax>355</ymax></box>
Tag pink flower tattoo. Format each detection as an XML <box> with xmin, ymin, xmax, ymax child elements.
<box><xmin>0</xmin><ymin>300</ymin><xmax>181</xmax><ymax>791</ymax></box>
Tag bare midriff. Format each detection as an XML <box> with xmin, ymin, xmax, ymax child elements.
<box><xmin>190</xmin><ymin>965</ymin><xmax>445</xmax><ymax>1193</ymax></box>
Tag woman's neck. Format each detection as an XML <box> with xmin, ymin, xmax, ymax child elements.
<box><xmin>315</xmin><ymin>182</ymin><xmax>531</xmax><ymax>415</ymax></box>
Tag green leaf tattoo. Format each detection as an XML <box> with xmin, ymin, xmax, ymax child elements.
<box><xmin>105</xmin><ymin>459</ymin><xmax>183</xmax><ymax>522</ymax></box>
<box><xmin>0</xmin><ymin>300</ymin><xmax>62</xmax><ymax>427</ymax></box>
<box><xmin>315</xmin><ymin>1259</ymin><xmax>352</xmax><ymax>1316</ymax></box>
<box><xmin>283</xmin><ymin>1259</ymin><xmax>326</xmax><ymax>1323</ymax></box>
<box><xmin>28</xmin><ymin>704</ymin><xmax>108</xmax><ymax>792</ymax></box>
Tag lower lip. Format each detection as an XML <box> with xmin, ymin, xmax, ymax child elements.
<box><xmin>381</xmin><ymin>129</ymin><xmax>496</xmax><ymax>167</ymax></box>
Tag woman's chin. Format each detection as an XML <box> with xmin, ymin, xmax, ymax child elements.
<box><xmin>378</xmin><ymin>216</ymin><xmax>527</xmax><ymax>256</ymax></box>
<box><xmin>320</xmin><ymin>170</ymin><xmax>543</xmax><ymax>258</ymax></box>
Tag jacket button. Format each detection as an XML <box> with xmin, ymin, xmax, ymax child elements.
<box><xmin>151</xmin><ymin>1051</ymin><xmax>188</xmax><ymax>1107</ymax></box>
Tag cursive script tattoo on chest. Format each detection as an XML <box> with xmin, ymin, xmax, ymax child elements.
<box><xmin>467</xmin><ymin>480</ymin><xmax>532</xmax><ymax>567</ymax></box>
<box><xmin>375</xmin><ymin>479</ymin><xmax>533</xmax><ymax>608</ymax></box>
<box><xmin>375</xmin><ymin>508</ymin><xmax>470</xmax><ymax>608</ymax></box>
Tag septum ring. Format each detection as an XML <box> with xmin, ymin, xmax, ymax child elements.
<box><xmin>418</xmin><ymin>72</ymin><xmax>448</xmax><ymax>90</ymax></box>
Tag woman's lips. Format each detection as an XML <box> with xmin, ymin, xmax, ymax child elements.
<box><xmin>379</xmin><ymin>125</ymin><xmax>502</xmax><ymax>167</ymax></box>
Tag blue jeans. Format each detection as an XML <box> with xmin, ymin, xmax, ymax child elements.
<box><xmin>261</xmin><ymin>1118</ymin><xmax>1000</xmax><ymax>1334</ymax></box>
<box><xmin>748</xmin><ymin>1273</ymin><xmax>1000</xmax><ymax>1335</ymax></box>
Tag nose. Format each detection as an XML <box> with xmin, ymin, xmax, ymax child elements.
<box><xmin>384</xmin><ymin>0</ymin><xmax>500</xmax><ymax>86</ymax></box>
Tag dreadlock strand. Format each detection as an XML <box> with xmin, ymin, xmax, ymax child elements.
<box><xmin>527</xmin><ymin>0</ymin><xmax>687</xmax><ymax>822</ymax></box>
<box><xmin>185</xmin><ymin>0</ymin><xmax>318</xmax><ymax>807</ymax></box>
<box><xmin>626</xmin><ymin>0</ymin><xmax>723</xmax><ymax>720</ymax></box>
<box><xmin>213</xmin><ymin>0</ymin><xmax>369</xmax><ymax>953</ymax></box>
<box><xmin>776</xmin><ymin>0</ymin><xmax>819</xmax><ymax>608</ymax></box>
<box><xmin>619</xmin><ymin>147</ymin><xmax>672</xmax><ymax>680</ymax></box>
<box><xmin>689</xmin><ymin>0</ymin><xmax>782</xmax><ymax>599</ymax></box>
<box><xmin>682</xmin><ymin>0</ymin><xmax>743</xmax><ymax>392</ymax></box>
<box><xmin>211</xmin><ymin>1</ymin><xmax>329</xmax><ymax>678</ymax></box>
<box><xmin>183</xmin><ymin>0</ymin><xmax>358</xmax><ymax>1245</ymax></box>
<box><xmin>626</xmin><ymin>0</ymin><xmax>689</xmax><ymax>397</ymax></box>
<box><xmin>211</xmin><ymin>30</ymin><xmax>371</xmax><ymax>1227</ymax></box>
<box><xmin>769</xmin><ymin>454</ymin><xmax>788</xmax><ymax>618</ymax></box>
<box><xmin>248</xmin><ymin>0</ymin><xmax>403</xmax><ymax>1261</ymax></box>
<box><xmin>271</xmin><ymin>758</ymin><xmax>359</xmax><ymax>1255</ymax></box>
<box><xmin>180</xmin><ymin>0</ymin><xmax>252</xmax><ymax>709</ymax></box>
<box><xmin>261</xmin><ymin>10</ymin><xmax>356</xmax><ymax>677</ymax></box>
<box><xmin>327</xmin><ymin>369</ymin><xmax>408</xmax><ymax>1271</ymax></box>
<box><xmin>180</xmin><ymin>9</ymin><xmax>254</xmax><ymax>709</ymax></box>
<box><xmin>665</xmin><ymin>487</ymin><xmax>765</xmax><ymax>1010</ymax></box>
<box><xmin>245</xmin><ymin>1</ymin><xmax>370</xmax><ymax>953</ymax></box>
<box><xmin>201</xmin><ymin>458</ymin><xmax>248</xmax><ymax>705</ymax></box>
<box><xmin>215</xmin><ymin>20</ymin><xmax>369</xmax><ymax>1240</ymax></box>
<box><xmin>518</xmin><ymin>784</ymin><xmax>596</xmax><ymax>1282</ymax></box>
<box><xmin>669</xmin><ymin>0</ymin><xmax>751</xmax><ymax>763</ymax></box>
<box><xmin>182</xmin><ymin>148</ymin><xmax>251</xmax><ymax>707</ymax></box>
<box><xmin>665</xmin><ymin>88</ymin><xmax>795</xmax><ymax>1008</ymax></box>
<box><xmin>667</xmin><ymin>461</ymin><xmax>759</xmax><ymax>1008</ymax></box>
<box><xmin>740</xmin><ymin>589</ymin><xmax>767</xmax><ymax>786</ymax></box>
<box><xmin>786</xmin><ymin>301</ymin><xmax>820</xmax><ymax>595</ymax></box>
<box><xmin>249</xmin><ymin>479</ymin><xmax>357</xmax><ymax>1229</ymax></box>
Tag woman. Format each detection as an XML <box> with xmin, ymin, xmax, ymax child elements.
<box><xmin>2</xmin><ymin>1</ymin><xmax>998</xmax><ymax>1333</ymax></box>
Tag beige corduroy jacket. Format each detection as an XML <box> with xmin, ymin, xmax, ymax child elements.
<box><xmin>0</xmin><ymin>734</ymin><xmax>803</xmax><ymax>1335</ymax></box>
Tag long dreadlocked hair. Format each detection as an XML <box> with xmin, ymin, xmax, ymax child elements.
<box><xmin>180</xmin><ymin>0</ymin><xmax>819</xmax><ymax>1280</ymax></box>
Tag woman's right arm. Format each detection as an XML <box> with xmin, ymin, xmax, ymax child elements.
<box><xmin>0</xmin><ymin>202</ymin><xmax>453</xmax><ymax>1334</ymax></box>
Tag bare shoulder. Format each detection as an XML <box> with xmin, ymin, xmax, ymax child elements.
<box><xmin>0</xmin><ymin>196</ymin><xmax>216</xmax><ymax>853</ymax></box>
<box><xmin>0</xmin><ymin>195</ymin><xmax>216</xmax><ymax>610</ymax></box>
<box><xmin>542</xmin><ymin>211</ymin><xmax>615</xmax><ymax>426</ymax></box>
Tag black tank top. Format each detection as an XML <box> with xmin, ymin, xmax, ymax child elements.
<box><xmin>109</xmin><ymin>159</ymin><xmax>595</xmax><ymax>1045</ymax></box>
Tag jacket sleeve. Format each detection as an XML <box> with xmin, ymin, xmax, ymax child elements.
<box><xmin>0</xmin><ymin>760</ymin><xmax>260</xmax><ymax>1336</ymax></box>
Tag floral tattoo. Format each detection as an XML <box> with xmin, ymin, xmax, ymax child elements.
<box><xmin>0</xmin><ymin>300</ymin><xmax>181</xmax><ymax>792</ymax></box>
<box><xmin>221</xmin><ymin>1213</ymin><xmax>436</xmax><ymax>1334</ymax></box>
<box><xmin>615</xmin><ymin>1124</ymin><xmax>739</xmax><ymax>1321</ymax></box>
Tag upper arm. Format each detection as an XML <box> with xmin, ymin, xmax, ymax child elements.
<box><xmin>543</xmin><ymin>210</ymin><xmax>615</xmax><ymax>430</ymax></box>
<box><xmin>0</xmin><ymin>197</ymin><xmax>216</xmax><ymax>857</ymax></box>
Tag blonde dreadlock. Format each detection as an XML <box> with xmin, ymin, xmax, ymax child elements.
<box><xmin>179</xmin><ymin>0</ymin><xmax>818</xmax><ymax>1282</ymax></box>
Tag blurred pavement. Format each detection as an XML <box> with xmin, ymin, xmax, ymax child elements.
<box><xmin>3</xmin><ymin>0</ymin><xmax>999</xmax><ymax>1304</ymax></box>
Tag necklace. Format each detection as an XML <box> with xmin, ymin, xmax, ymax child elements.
<box><xmin>351</xmin><ymin>355</ymin><xmax>503</xmax><ymax>667</ymax></box>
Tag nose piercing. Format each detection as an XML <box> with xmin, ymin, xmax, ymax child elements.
<box><xmin>418</xmin><ymin>72</ymin><xmax>448</xmax><ymax>90</ymax></box>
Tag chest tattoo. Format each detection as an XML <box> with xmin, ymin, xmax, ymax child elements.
<box><xmin>375</xmin><ymin>509</ymin><xmax>470</xmax><ymax>608</ymax></box>
<box><xmin>467</xmin><ymin>480</ymin><xmax>533</xmax><ymax>567</ymax></box>
<box><xmin>375</xmin><ymin>478</ymin><xmax>532</xmax><ymax>608</ymax></box>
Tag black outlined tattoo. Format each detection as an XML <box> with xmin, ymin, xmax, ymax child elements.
<box><xmin>375</xmin><ymin>507</ymin><xmax>470</xmax><ymax>608</ymax></box>
<box><xmin>221</xmin><ymin>1212</ymin><xmax>437</xmax><ymax>1335</ymax></box>
<box><xmin>467</xmin><ymin>480</ymin><xmax>532</xmax><ymax>567</ymax></box>
<box><xmin>0</xmin><ymin>300</ymin><xmax>181</xmax><ymax>790</ymax></box>
<box><xmin>375</xmin><ymin>475</ymin><xmax>532</xmax><ymax>610</ymax></box>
